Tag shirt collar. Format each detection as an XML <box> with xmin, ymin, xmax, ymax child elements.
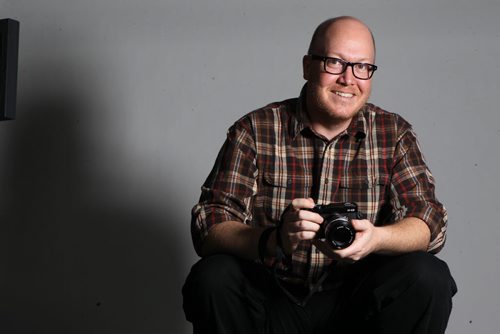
<box><xmin>290</xmin><ymin>85</ymin><xmax>309</xmax><ymax>139</ymax></box>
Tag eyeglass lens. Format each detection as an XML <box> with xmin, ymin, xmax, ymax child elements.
<box><xmin>325</xmin><ymin>58</ymin><xmax>374</xmax><ymax>79</ymax></box>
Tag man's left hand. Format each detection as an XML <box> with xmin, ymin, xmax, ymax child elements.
<box><xmin>312</xmin><ymin>219</ymin><xmax>380</xmax><ymax>262</ymax></box>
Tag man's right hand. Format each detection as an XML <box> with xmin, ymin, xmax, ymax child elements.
<box><xmin>279</xmin><ymin>198</ymin><xmax>324</xmax><ymax>255</ymax></box>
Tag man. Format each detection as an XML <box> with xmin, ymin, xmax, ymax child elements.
<box><xmin>183</xmin><ymin>16</ymin><xmax>457</xmax><ymax>334</ymax></box>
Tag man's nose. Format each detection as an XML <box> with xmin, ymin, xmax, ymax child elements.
<box><xmin>337</xmin><ymin>66</ymin><xmax>355</xmax><ymax>85</ymax></box>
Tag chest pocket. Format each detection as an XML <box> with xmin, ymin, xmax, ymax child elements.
<box><xmin>337</xmin><ymin>174</ymin><xmax>390</xmax><ymax>221</ymax></box>
<box><xmin>258</xmin><ymin>171</ymin><xmax>310</xmax><ymax>224</ymax></box>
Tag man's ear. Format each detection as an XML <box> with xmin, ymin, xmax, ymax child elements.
<box><xmin>302</xmin><ymin>55</ymin><xmax>311</xmax><ymax>80</ymax></box>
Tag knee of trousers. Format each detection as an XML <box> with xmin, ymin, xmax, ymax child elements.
<box><xmin>395</xmin><ymin>252</ymin><xmax>457</xmax><ymax>300</ymax></box>
<box><xmin>183</xmin><ymin>254</ymin><xmax>245</xmax><ymax>299</ymax></box>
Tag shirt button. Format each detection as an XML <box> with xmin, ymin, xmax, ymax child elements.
<box><xmin>325</xmin><ymin>178</ymin><xmax>329</xmax><ymax>184</ymax></box>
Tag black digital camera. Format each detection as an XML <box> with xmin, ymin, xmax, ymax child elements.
<box><xmin>308</xmin><ymin>202</ymin><xmax>364</xmax><ymax>249</ymax></box>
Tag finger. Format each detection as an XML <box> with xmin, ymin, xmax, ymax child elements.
<box><xmin>288</xmin><ymin>219</ymin><xmax>322</xmax><ymax>233</ymax></box>
<box><xmin>290</xmin><ymin>198</ymin><xmax>316</xmax><ymax>210</ymax></box>
<box><xmin>289</xmin><ymin>230</ymin><xmax>317</xmax><ymax>242</ymax></box>
<box><xmin>351</xmin><ymin>219</ymin><xmax>371</xmax><ymax>231</ymax></box>
<box><xmin>297</xmin><ymin>209</ymin><xmax>323</xmax><ymax>224</ymax></box>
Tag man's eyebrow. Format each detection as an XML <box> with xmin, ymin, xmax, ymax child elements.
<box><xmin>325</xmin><ymin>53</ymin><xmax>374</xmax><ymax>63</ymax></box>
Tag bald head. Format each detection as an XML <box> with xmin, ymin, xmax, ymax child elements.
<box><xmin>307</xmin><ymin>16</ymin><xmax>376</xmax><ymax>59</ymax></box>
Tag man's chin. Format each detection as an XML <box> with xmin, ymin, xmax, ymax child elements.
<box><xmin>309</xmin><ymin>94</ymin><xmax>363</xmax><ymax>122</ymax></box>
<box><xmin>322</xmin><ymin>106</ymin><xmax>360</xmax><ymax>122</ymax></box>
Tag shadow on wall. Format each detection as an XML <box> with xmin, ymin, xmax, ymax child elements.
<box><xmin>0</xmin><ymin>88</ymin><xmax>187</xmax><ymax>332</ymax></box>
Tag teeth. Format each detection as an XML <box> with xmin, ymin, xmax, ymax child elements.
<box><xmin>335</xmin><ymin>91</ymin><xmax>354</xmax><ymax>98</ymax></box>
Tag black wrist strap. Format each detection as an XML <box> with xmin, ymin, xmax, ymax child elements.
<box><xmin>258</xmin><ymin>227</ymin><xmax>276</xmax><ymax>264</ymax></box>
<box><xmin>275</xmin><ymin>219</ymin><xmax>292</xmax><ymax>266</ymax></box>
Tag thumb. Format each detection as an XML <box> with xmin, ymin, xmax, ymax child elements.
<box><xmin>351</xmin><ymin>219</ymin><xmax>371</xmax><ymax>231</ymax></box>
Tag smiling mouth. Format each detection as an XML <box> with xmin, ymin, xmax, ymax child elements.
<box><xmin>334</xmin><ymin>91</ymin><xmax>354</xmax><ymax>98</ymax></box>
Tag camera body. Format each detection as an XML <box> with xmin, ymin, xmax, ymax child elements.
<box><xmin>308</xmin><ymin>202</ymin><xmax>364</xmax><ymax>249</ymax></box>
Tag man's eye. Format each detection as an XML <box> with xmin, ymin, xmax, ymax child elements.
<box><xmin>326</xmin><ymin>58</ymin><xmax>344</xmax><ymax>69</ymax></box>
<box><xmin>330</xmin><ymin>58</ymin><xmax>343</xmax><ymax>66</ymax></box>
<box><xmin>355</xmin><ymin>63</ymin><xmax>368</xmax><ymax>71</ymax></box>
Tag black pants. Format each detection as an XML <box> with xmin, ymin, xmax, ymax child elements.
<box><xmin>182</xmin><ymin>252</ymin><xmax>457</xmax><ymax>334</ymax></box>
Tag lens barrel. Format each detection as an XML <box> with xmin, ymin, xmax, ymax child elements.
<box><xmin>324</xmin><ymin>215</ymin><xmax>355</xmax><ymax>249</ymax></box>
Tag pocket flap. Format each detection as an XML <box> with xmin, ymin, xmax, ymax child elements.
<box><xmin>263</xmin><ymin>172</ymin><xmax>291</xmax><ymax>188</ymax></box>
<box><xmin>339</xmin><ymin>174</ymin><xmax>390</xmax><ymax>189</ymax></box>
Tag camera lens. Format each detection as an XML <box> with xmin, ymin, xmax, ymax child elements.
<box><xmin>324</xmin><ymin>216</ymin><xmax>355</xmax><ymax>249</ymax></box>
<box><xmin>328</xmin><ymin>226</ymin><xmax>354</xmax><ymax>248</ymax></box>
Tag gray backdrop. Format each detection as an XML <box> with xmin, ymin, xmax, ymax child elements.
<box><xmin>1</xmin><ymin>0</ymin><xmax>498</xmax><ymax>333</ymax></box>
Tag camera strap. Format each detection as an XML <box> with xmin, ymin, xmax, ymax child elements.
<box><xmin>270</xmin><ymin>138</ymin><xmax>332</xmax><ymax>307</ymax></box>
<box><xmin>310</xmin><ymin>138</ymin><xmax>324</xmax><ymax>203</ymax></box>
<box><xmin>272</xmin><ymin>264</ymin><xmax>330</xmax><ymax>307</ymax></box>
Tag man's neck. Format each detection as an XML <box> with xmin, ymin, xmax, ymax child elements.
<box><xmin>309</xmin><ymin>119</ymin><xmax>351</xmax><ymax>141</ymax></box>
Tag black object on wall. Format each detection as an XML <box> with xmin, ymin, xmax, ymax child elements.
<box><xmin>0</xmin><ymin>18</ymin><xmax>19</xmax><ymax>121</ymax></box>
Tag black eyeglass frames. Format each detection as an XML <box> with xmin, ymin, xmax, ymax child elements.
<box><xmin>310</xmin><ymin>54</ymin><xmax>377</xmax><ymax>80</ymax></box>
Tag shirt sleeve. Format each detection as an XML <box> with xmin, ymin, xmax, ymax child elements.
<box><xmin>390</xmin><ymin>126</ymin><xmax>448</xmax><ymax>253</ymax></box>
<box><xmin>190</xmin><ymin>119</ymin><xmax>258</xmax><ymax>255</ymax></box>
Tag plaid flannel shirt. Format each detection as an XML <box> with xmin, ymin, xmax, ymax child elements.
<box><xmin>191</xmin><ymin>86</ymin><xmax>447</xmax><ymax>290</ymax></box>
